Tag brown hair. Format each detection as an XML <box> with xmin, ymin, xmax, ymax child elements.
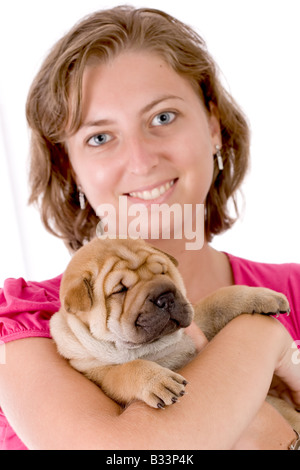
<box><xmin>26</xmin><ymin>5</ymin><xmax>250</xmax><ymax>251</ymax></box>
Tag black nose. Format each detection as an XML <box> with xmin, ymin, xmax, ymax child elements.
<box><xmin>153</xmin><ymin>291</ymin><xmax>175</xmax><ymax>311</ymax></box>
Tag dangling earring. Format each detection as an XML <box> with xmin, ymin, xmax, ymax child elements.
<box><xmin>96</xmin><ymin>219</ymin><xmax>104</xmax><ymax>238</ymax></box>
<box><xmin>214</xmin><ymin>144</ymin><xmax>224</xmax><ymax>171</ymax></box>
<box><xmin>78</xmin><ymin>186</ymin><xmax>86</xmax><ymax>210</ymax></box>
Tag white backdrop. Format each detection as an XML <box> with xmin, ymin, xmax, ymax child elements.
<box><xmin>0</xmin><ymin>0</ymin><xmax>300</xmax><ymax>285</ymax></box>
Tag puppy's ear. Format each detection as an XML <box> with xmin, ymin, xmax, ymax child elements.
<box><xmin>151</xmin><ymin>246</ymin><xmax>179</xmax><ymax>267</ymax></box>
<box><xmin>62</xmin><ymin>274</ymin><xmax>94</xmax><ymax>314</ymax></box>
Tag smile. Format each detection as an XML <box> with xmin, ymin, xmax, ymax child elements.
<box><xmin>128</xmin><ymin>179</ymin><xmax>176</xmax><ymax>201</ymax></box>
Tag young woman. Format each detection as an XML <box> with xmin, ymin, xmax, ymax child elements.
<box><xmin>0</xmin><ymin>6</ymin><xmax>299</xmax><ymax>450</ymax></box>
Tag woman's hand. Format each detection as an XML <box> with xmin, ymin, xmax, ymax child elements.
<box><xmin>271</xmin><ymin>322</ymin><xmax>300</xmax><ymax>409</ymax></box>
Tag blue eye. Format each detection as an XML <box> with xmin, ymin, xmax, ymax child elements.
<box><xmin>151</xmin><ymin>112</ymin><xmax>176</xmax><ymax>127</ymax></box>
<box><xmin>87</xmin><ymin>133</ymin><xmax>112</xmax><ymax>147</ymax></box>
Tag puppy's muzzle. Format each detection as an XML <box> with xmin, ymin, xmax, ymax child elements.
<box><xmin>135</xmin><ymin>289</ymin><xmax>193</xmax><ymax>343</ymax></box>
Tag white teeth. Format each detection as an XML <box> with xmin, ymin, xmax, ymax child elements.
<box><xmin>129</xmin><ymin>180</ymin><xmax>175</xmax><ymax>200</ymax></box>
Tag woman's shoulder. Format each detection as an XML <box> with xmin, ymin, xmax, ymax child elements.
<box><xmin>227</xmin><ymin>252</ymin><xmax>300</xmax><ymax>341</ymax></box>
<box><xmin>227</xmin><ymin>252</ymin><xmax>300</xmax><ymax>290</ymax></box>
<box><xmin>0</xmin><ymin>274</ymin><xmax>62</xmax><ymax>343</ymax></box>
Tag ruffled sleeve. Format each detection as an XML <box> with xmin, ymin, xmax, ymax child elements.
<box><xmin>0</xmin><ymin>275</ymin><xmax>62</xmax><ymax>343</ymax></box>
<box><xmin>227</xmin><ymin>253</ymin><xmax>300</xmax><ymax>344</ymax></box>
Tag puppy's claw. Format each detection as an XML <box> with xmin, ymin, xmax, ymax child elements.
<box><xmin>157</xmin><ymin>402</ymin><xmax>165</xmax><ymax>409</ymax></box>
<box><xmin>276</xmin><ymin>308</ymin><xmax>291</xmax><ymax>318</ymax></box>
<box><xmin>261</xmin><ymin>309</ymin><xmax>290</xmax><ymax>318</ymax></box>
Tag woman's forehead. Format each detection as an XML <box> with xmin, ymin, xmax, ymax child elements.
<box><xmin>79</xmin><ymin>51</ymin><xmax>202</xmax><ymax>119</ymax></box>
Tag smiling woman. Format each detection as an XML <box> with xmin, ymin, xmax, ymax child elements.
<box><xmin>26</xmin><ymin>6</ymin><xmax>249</xmax><ymax>252</ymax></box>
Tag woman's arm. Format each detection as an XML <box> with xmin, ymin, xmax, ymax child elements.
<box><xmin>0</xmin><ymin>314</ymin><xmax>297</xmax><ymax>450</ymax></box>
<box><xmin>233</xmin><ymin>401</ymin><xmax>296</xmax><ymax>450</ymax></box>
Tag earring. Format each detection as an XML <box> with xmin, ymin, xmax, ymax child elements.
<box><xmin>78</xmin><ymin>186</ymin><xmax>86</xmax><ymax>210</ymax></box>
<box><xmin>96</xmin><ymin>219</ymin><xmax>104</xmax><ymax>238</ymax></box>
<box><xmin>214</xmin><ymin>144</ymin><xmax>224</xmax><ymax>171</ymax></box>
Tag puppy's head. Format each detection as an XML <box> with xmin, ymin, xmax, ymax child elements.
<box><xmin>60</xmin><ymin>238</ymin><xmax>194</xmax><ymax>348</ymax></box>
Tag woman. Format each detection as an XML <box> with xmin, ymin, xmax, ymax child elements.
<box><xmin>0</xmin><ymin>6</ymin><xmax>299</xmax><ymax>450</ymax></box>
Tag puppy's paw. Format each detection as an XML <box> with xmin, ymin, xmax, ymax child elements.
<box><xmin>250</xmin><ymin>288</ymin><xmax>290</xmax><ymax>316</ymax></box>
<box><xmin>141</xmin><ymin>367</ymin><xmax>188</xmax><ymax>409</ymax></box>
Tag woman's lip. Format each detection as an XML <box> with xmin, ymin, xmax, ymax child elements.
<box><xmin>124</xmin><ymin>178</ymin><xmax>178</xmax><ymax>204</ymax></box>
<box><xmin>124</xmin><ymin>178</ymin><xmax>178</xmax><ymax>201</ymax></box>
<box><xmin>125</xmin><ymin>178</ymin><xmax>177</xmax><ymax>195</ymax></box>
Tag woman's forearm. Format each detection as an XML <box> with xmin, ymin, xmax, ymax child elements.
<box><xmin>0</xmin><ymin>314</ymin><xmax>294</xmax><ymax>450</ymax></box>
<box><xmin>119</xmin><ymin>314</ymin><xmax>292</xmax><ymax>450</ymax></box>
<box><xmin>233</xmin><ymin>401</ymin><xmax>296</xmax><ymax>450</ymax></box>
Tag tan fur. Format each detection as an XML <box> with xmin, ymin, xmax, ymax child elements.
<box><xmin>50</xmin><ymin>237</ymin><xmax>300</xmax><ymax>430</ymax></box>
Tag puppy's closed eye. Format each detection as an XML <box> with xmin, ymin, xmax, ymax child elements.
<box><xmin>111</xmin><ymin>284</ymin><xmax>128</xmax><ymax>295</ymax></box>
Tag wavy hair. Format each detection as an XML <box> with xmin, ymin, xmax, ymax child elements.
<box><xmin>26</xmin><ymin>5</ymin><xmax>250</xmax><ymax>251</ymax></box>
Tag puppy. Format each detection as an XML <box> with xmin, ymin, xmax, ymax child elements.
<box><xmin>50</xmin><ymin>237</ymin><xmax>300</xmax><ymax>432</ymax></box>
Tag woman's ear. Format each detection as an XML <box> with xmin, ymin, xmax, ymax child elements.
<box><xmin>208</xmin><ymin>102</ymin><xmax>222</xmax><ymax>145</ymax></box>
<box><xmin>69</xmin><ymin>165</ymin><xmax>80</xmax><ymax>187</ymax></box>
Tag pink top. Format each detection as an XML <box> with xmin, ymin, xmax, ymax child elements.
<box><xmin>0</xmin><ymin>253</ymin><xmax>299</xmax><ymax>450</ymax></box>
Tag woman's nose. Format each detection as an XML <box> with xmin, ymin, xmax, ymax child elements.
<box><xmin>125</xmin><ymin>135</ymin><xmax>159</xmax><ymax>175</ymax></box>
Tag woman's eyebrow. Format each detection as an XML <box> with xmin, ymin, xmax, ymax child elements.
<box><xmin>79</xmin><ymin>118</ymin><xmax>114</xmax><ymax>130</ymax></box>
<box><xmin>141</xmin><ymin>95</ymin><xmax>184</xmax><ymax>114</ymax></box>
<box><xmin>79</xmin><ymin>95</ymin><xmax>183</xmax><ymax>130</ymax></box>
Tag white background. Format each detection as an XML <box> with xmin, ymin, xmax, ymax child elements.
<box><xmin>0</xmin><ymin>0</ymin><xmax>299</xmax><ymax>286</ymax></box>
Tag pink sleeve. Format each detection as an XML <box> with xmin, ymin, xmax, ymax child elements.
<box><xmin>0</xmin><ymin>275</ymin><xmax>62</xmax><ymax>343</ymax></box>
<box><xmin>227</xmin><ymin>253</ymin><xmax>300</xmax><ymax>344</ymax></box>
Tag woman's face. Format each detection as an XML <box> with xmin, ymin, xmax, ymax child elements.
<box><xmin>66</xmin><ymin>51</ymin><xmax>221</xmax><ymax>236</ymax></box>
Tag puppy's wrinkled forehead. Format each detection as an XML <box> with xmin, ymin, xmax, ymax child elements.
<box><xmin>117</xmin><ymin>246</ymin><xmax>149</xmax><ymax>269</ymax></box>
<box><xmin>117</xmin><ymin>246</ymin><xmax>168</xmax><ymax>273</ymax></box>
<box><xmin>104</xmin><ymin>246</ymin><xmax>169</xmax><ymax>296</ymax></box>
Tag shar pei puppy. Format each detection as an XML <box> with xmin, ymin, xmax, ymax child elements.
<box><xmin>50</xmin><ymin>237</ymin><xmax>299</xmax><ymax>433</ymax></box>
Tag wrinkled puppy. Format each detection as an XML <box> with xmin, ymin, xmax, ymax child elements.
<box><xmin>50</xmin><ymin>237</ymin><xmax>299</xmax><ymax>431</ymax></box>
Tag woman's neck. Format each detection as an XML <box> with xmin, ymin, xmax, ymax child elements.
<box><xmin>149</xmin><ymin>238</ymin><xmax>234</xmax><ymax>304</ymax></box>
<box><xmin>179</xmin><ymin>244</ymin><xmax>234</xmax><ymax>304</ymax></box>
